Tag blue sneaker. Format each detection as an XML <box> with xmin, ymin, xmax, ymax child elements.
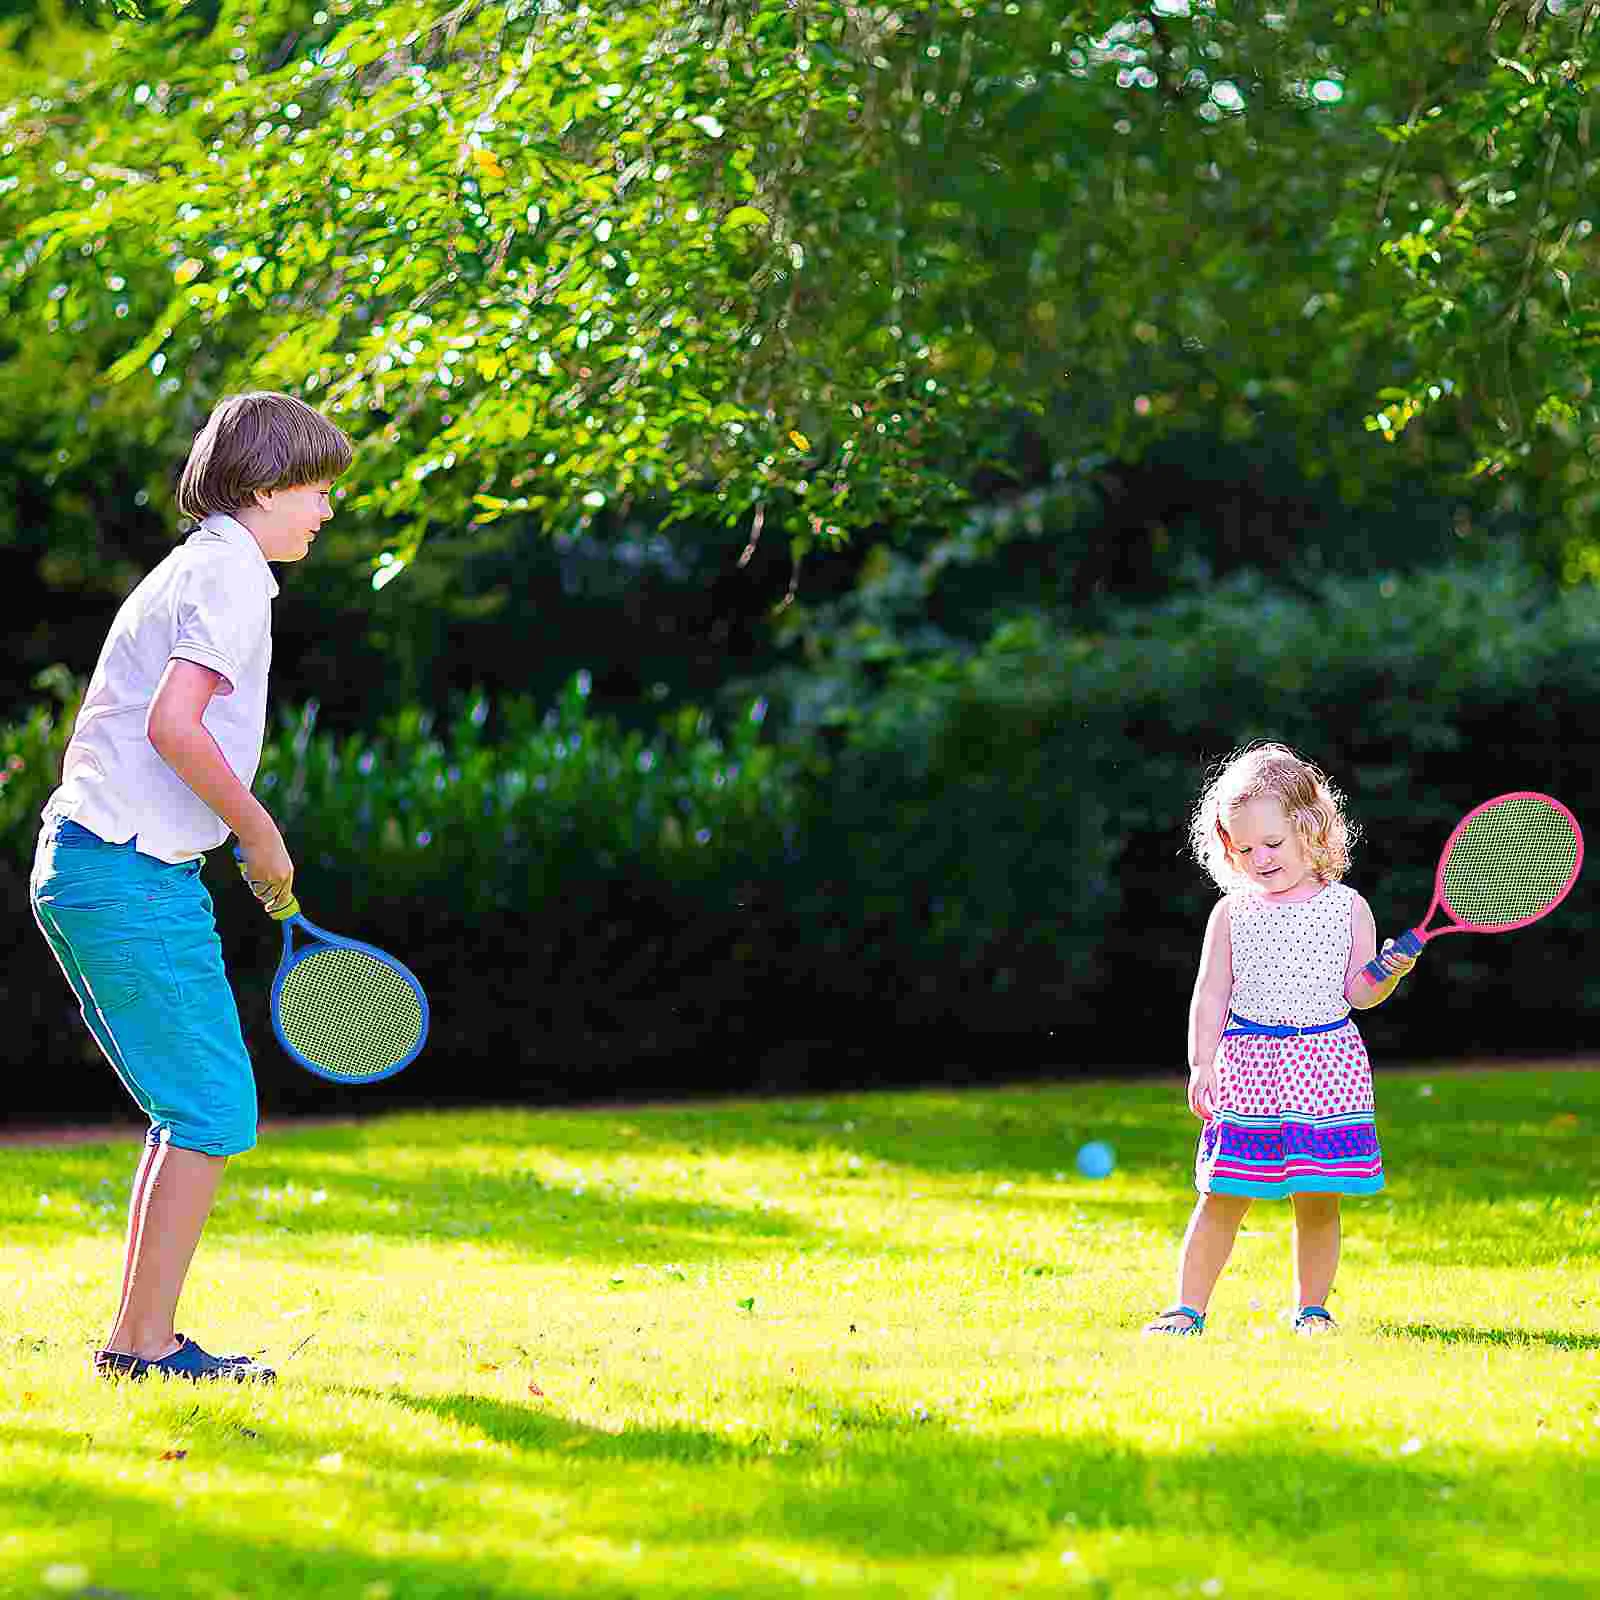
<box><xmin>94</xmin><ymin>1334</ymin><xmax>276</xmax><ymax>1383</ymax></box>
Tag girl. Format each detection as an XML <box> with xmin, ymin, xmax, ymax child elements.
<box><xmin>1143</xmin><ymin>743</ymin><xmax>1415</xmax><ymax>1337</ymax></box>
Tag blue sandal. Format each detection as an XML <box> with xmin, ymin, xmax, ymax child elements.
<box><xmin>1142</xmin><ymin>1304</ymin><xmax>1206</xmax><ymax>1336</ymax></box>
<box><xmin>94</xmin><ymin>1333</ymin><xmax>276</xmax><ymax>1383</ymax></box>
<box><xmin>1292</xmin><ymin>1305</ymin><xmax>1337</xmax><ymax>1335</ymax></box>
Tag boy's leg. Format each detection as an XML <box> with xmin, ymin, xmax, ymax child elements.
<box><xmin>34</xmin><ymin>830</ymin><xmax>262</xmax><ymax>1374</ymax></box>
<box><xmin>1291</xmin><ymin>1192</ymin><xmax>1341</xmax><ymax>1310</ymax></box>
<box><xmin>104</xmin><ymin>1141</ymin><xmax>227</xmax><ymax>1361</ymax></box>
<box><xmin>109</xmin><ymin>1139</ymin><xmax>161</xmax><ymax>1336</ymax></box>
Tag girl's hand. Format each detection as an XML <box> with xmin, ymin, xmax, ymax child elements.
<box><xmin>1375</xmin><ymin>937</ymin><xmax>1418</xmax><ymax>979</ymax></box>
<box><xmin>1187</xmin><ymin>1059</ymin><xmax>1219</xmax><ymax>1121</ymax></box>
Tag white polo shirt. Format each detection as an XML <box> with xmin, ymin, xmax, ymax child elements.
<box><xmin>47</xmin><ymin>513</ymin><xmax>279</xmax><ymax>863</ymax></box>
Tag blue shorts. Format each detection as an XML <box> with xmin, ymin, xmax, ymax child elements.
<box><xmin>29</xmin><ymin>814</ymin><xmax>257</xmax><ymax>1156</ymax></box>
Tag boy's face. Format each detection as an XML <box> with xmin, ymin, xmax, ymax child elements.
<box><xmin>249</xmin><ymin>480</ymin><xmax>336</xmax><ymax>563</ymax></box>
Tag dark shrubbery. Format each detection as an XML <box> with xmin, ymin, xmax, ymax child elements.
<box><xmin>5</xmin><ymin>557</ymin><xmax>1597</xmax><ymax>1123</ymax></box>
<box><xmin>784</xmin><ymin>555</ymin><xmax>1600</xmax><ymax>1063</ymax></box>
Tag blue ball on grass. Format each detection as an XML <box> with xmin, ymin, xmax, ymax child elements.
<box><xmin>1075</xmin><ymin>1140</ymin><xmax>1116</xmax><ymax>1180</ymax></box>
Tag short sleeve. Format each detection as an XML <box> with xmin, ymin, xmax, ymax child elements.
<box><xmin>170</xmin><ymin>554</ymin><xmax>269</xmax><ymax>695</ymax></box>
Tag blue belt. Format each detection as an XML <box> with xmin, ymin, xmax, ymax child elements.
<box><xmin>1222</xmin><ymin>1011</ymin><xmax>1351</xmax><ymax>1039</ymax></box>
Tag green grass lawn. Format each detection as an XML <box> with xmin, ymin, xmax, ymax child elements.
<box><xmin>2</xmin><ymin>1067</ymin><xmax>1596</xmax><ymax>1599</ymax></box>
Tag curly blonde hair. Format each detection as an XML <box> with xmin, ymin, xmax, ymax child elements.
<box><xmin>1189</xmin><ymin>742</ymin><xmax>1357</xmax><ymax>892</ymax></box>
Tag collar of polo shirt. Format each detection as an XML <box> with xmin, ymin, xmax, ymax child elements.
<box><xmin>195</xmin><ymin>512</ymin><xmax>281</xmax><ymax>599</ymax></box>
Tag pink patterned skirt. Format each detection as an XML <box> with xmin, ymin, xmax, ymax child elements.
<box><xmin>1195</xmin><ymin>1016</ymin><xmax>1385</xmax><ymax>1197</ymax></box>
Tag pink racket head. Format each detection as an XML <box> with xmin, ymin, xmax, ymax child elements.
<box><xmin>1423</xmin><ymin>791</ymin><xmax>1583</xmax><ymax>939</ymax></box>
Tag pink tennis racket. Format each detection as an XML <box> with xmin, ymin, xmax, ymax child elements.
<box><xmin>1362</xmin><ymin>791</ymin><xmax>1583</xmax><ymax>985</ymax></box>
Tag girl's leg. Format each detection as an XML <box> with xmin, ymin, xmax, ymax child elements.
<box><xmin>1291</xmin><ymin>1192</ymin><xmax>1341</xmax><ymax>1309</ymax></box>
<box><xmin>1148</xmin><ymin>1192</ymin><xmax>1253</xmax><ymax>1328</ymax></box>
<box><xmin>103</xmin><ymin>1142</ymin><xmax>228</xmax><ymax>1361</ymax></box>
<box><xmin>1178</xmin><ymin>1192</ymin><xmax>1254</xmax><ymax>1309</ymax></box>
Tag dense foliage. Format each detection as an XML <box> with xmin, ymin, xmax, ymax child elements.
<box><xmin>4</xmin><ymin>0</ymin><xmax>1599</xmax><ymax>592</ymax></box>
<box><xmin>8</xmin><ymin>554</ymin><xmax>1597</xmax><ymax>1119</ymax></box>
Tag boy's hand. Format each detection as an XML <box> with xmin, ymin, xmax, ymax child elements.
<box><xmin>237</xmin><ymin>822</ymin><xmax>295</xmax><ymax>916</ymax></box>
<box><xmin>1187</xmin><ymin>1059</ymin><xmax>1219</xmax><ymax>1121</ymax></box>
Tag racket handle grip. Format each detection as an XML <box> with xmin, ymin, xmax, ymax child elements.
<box><xmin>1360</xmin><ymin>927</ymin><xmax>1423</xmax><ymax>986</ymax></box>
<box><xmin>233</xmin><ymin>846</ymin><xmax>301</xmax><ymax>922</ymax></box>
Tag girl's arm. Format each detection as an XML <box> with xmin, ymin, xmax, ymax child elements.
<box><xmin>147</xmin><ymin>658</ymin><xmax>295</xmax><ymax>910</ymax></box>
<box><xmin>1187</xmin><ymin>899</ymin><xmax>1233</xmax><ymax>1118</ymax></box>
<box><xmin>1345</xmin><ymin>892</ymin><xmax>1415</xmax><ymax>1009</ymax></box>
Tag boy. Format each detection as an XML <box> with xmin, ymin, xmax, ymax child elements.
<box><xmin>29</xmin><ymin>391</ymin><xmax>352</xmax><ymax>1382</ymax></box>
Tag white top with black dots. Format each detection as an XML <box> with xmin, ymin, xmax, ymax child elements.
<box><xmin>1226</xmin><ymin>881</ymin><xmax>1356</xmax><ymax>1028</ymax></box>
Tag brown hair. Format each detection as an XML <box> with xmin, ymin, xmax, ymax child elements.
<box><xmin>176</xmin><ymin>392</ymin><xmax>353</xmax><ymax>523</ymax></box>
<box><xmin>1189</xmin><ymin>742</ymin><xmax>1357</xmax><ymax>891</ymax></box>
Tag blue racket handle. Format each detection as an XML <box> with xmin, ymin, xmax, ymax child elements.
<box><xmin>233</xmin><ymin>845</ymin><xmax>301</xmax><ymax>922</ymax></box>
<box><xmin>1360</xmin><ymin>927</ymin><xmax>1423</xmax><ymax>986</ymax></box>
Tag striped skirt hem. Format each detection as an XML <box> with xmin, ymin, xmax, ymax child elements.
<box><xmin>1196</xmin><ymin>1112</ymin><xmax>1384</xmax><ymax>1198</ymax></box>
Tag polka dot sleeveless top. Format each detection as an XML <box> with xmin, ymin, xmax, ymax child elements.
<box><xmin>1227</xmin><ymin>881</ymin><xmax>1356</xmax><ymax>1027</ymax></box>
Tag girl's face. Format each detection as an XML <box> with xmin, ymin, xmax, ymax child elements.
<box><xmin>1223</xmin><ymin>795</ymin><xmax>1316</xmax><ymax>894</ymax></box>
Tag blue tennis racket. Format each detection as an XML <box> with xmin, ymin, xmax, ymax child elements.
<box><xmin>235</xmin><ymin>849</ymin><xmax>429</xmax><ymax>1083</ymax></box>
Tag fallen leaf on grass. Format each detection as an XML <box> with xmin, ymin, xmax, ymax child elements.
<box><xmin>160</xmin><ymin>1449</ymin><xmax>188</xmax><ymax>1462</ymax></box>
<box><xmin>527</xmin><ymin>1381</ymin><xmax>546</xmax><ymax>1397</ymax></box>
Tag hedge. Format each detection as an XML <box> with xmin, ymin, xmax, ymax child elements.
<box><xmin>4</xmin><ymin>557</ymin><xmax>1597</xmax><ymax>1122</ymax></box>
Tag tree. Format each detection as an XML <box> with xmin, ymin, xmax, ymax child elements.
<box><xmin>2</xmin><ymin>0</ymin><xmax>1597</xmax><ymax>591</ymax></box>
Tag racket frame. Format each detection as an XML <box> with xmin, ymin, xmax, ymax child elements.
<box><xmin>235</xmin><ymin>845</ymin><xmax>430</xmax><ymax>1081</ymax></box>
<box><xmin>269</xmin><ymin>914</ymin><xmax>431</xmax><ymax>1083</ymax></box>
<box><xmin>1361</xmin><ymin>790</ymin><xmax>1583</xmax><ymax>984</ymax></box>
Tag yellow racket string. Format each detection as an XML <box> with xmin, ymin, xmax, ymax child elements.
<box><xmin>1440</xmin><ymin>795</ymin><xmax>1579</xmax><ymax>927</ymax></box>
<box><xmin>278</xmin><ymin>947</ymin><xmax>424</xmax><ymax>1079</ymax></box>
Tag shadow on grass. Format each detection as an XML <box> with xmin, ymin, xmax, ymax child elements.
<box><xmin>0</xmin><ymin>1471</ymin><xmax>652</xmax><ymax>1600</ymax></box>
<box><xmin>248</xmin><ymin>1382</ymin><xmax>1600</xmax><ymax>1574</ymax></box>
<box><xmin>295</xmin><ymin>1084</ymin><xmax>1195</xmax><ymax>1185</ymax></box>
<box><xmin>0</xmin><ymin>1089</ymin><xmax>1198</xmax><ymax>1262</ymax></box>
<box><xmin>1376</xmin><ymin>1320</ymin><xmax>1600</xmax><ymax>1352</ymax></box>
<box><xmin>7</xmin><ymin>1074</ymin><xmax>1596</xmax><ymax>1266</ymax></box>
<box><xmin>1</xmin><ymin>1152</ymin><xmax>844</xmax><ymax>1267</ymax></box>
<box><xmin>381</xmin><ymin>1387</ymin><xmax>749</xmax><ymax>1466</ymax></box>
<box><xmin>14</xmin><ymin>1396</ymin><xmax>1595</xmax><ymax>1593</ymax></box>
<box><xmin>283</xmin><ymin>1070</ymin><xmax>1600</xmax><ymax>1197</ymax></box>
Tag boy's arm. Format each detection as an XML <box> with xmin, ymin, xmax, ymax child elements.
<box><xmin>1345</xmin><ymin>892</ymin><xmax>1415</xmax><ymax>1009</ymax></box>
<box><xmin>146</xmin><ymin>659</ymin><xmax>294</xmax><ymax>911</ymax></box>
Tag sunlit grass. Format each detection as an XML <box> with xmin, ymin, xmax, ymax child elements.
<box><xmin>2</xmin><ymin>1068</ymin><xmax>1597</xmax><ymax>1598</ymax></box>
